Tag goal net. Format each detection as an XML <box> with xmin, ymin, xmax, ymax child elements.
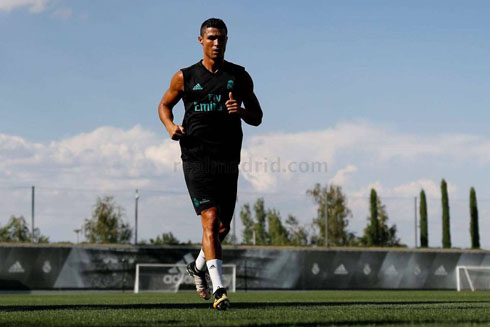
<box><xmin>134</xmin><ymin>263</ymin><xmax>236</xmax><ymax>293</ymax></box>
<box><xmin>456</xmin><ymin>266</ymin><xmax>490</xmax><ymax>291</ymax></box>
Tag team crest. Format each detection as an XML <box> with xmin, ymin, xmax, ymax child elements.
<box><xmin>227</xmin><ymin>80</ymin><xmax>234</xmax><ymax>90</ymax></box>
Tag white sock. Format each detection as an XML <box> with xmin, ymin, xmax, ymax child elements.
<box><xmin>206</xmin><ymin>259</ymin><xmax>224</xmax><ymax>293</ymax></box>
<box><xmin>195</xmin><ymin>249</ymin><xmax>206</xmax><ymax>272</ymax></box>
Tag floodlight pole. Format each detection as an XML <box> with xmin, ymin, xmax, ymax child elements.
<box><xmin>414</xmin><ymin>196</ymin><xmax>418</xmax><ymax>248</ymax></box>
<box><xmin>74</xmin><ymin>228</ymin><xmax>81</xmax><ymax>244</ymax></box>
<box><xmin>134</xmin><ymin>189</ymin><xmax>139</xmax><ymax>246</ymax></box>
<box><xmin>31</xmin><ymin>186</ymin><xmax>35</xmax><ymax>242</ymax></box>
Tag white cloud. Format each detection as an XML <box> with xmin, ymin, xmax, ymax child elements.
<box><xmin>239</xmin><ymin>122</ymin><xmax>490</xmax><ymax>193</ymax></box>
<box><xmin>4</xmin><ymin>121</ymin><xmax>486</xmax><ymax>194</ymax></box>
<box><xmin>349</xmin><ymin>179</ymin><xmax>457</xmax><ymax>200</ymax></box>
<box><xmin>1</xmin><ymin>122</ymin><xmax>490</xmax><ymax>248</ymax></box>
<box><xmin>0</xmin><ymin>125</ymin><xmax>182</xmax><ymax>190</ymax></box>
<box><xmin>0</xmin><ymin>0</ymin><xmax>48</xmax><ymax>12</ymax></box>
<box><xmin>392</xmin><ymin>179</ymin><xmax>457</xmax><ymax>198</ymax></box>
<box><xmin>330</xmin><ymin>165</ymin><xmax>358</xmax><ymax>186</ymax></box>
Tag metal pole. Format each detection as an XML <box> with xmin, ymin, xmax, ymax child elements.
<box><xmin>74</xmin><ymin>229</ymin><xmax>81</xmax><ymax>244</ymax></box>
<box><xmin>135</xmin><ymin>189</ymin><xmax>139</xmax><ymax>245</ymax></box>
<box><xmin>31</xmin><ymin>186</ymin><xmax>35</xmax><ymax>242</ymax></box>
<box><xmin>324</xmin><ymin>185</ymin><xmax>328</xmax><ymax>247</ymax></box>
<box><xmin>414</xmin><ymin>196</ymin><xmax>418</xmax><ymax>248</ymax></box>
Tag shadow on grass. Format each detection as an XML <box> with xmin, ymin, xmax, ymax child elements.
<box><xmin>1</xmin><ymin>300</ymin><xmax>490</xmax><ymax>312</ymax></box>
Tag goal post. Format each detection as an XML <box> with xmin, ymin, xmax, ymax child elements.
<box><xmin>134</xmin><ymin>263</ymin><xmax>236</xmax><ymax>293</ymax></box>
<box><xmin>456</xmin><ymin>266</ymin><xmax>490</xmax><ymax>291</ymax></box>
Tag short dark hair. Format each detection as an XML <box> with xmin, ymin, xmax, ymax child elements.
<box><xmin>200</xmin><ymin>18</ymin><xmax>227</xmax><ymax>36</ymax></box>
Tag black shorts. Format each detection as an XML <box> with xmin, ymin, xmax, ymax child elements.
<box><xmin>183</xmin><ymin>161</ymin><xmax>239</xmax><ymax>220</ymax></box>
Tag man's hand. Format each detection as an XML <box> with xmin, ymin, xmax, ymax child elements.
<box><xmin>226</xmin><ymin>92</ymin><xmax>241</xmax><ymax>115</ymax></box>
<box><xmin>167</xmin><ymin>124</ymin><xmax>185</xmax><ymax>140</ymax></box>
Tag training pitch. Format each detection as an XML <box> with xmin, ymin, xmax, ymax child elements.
<box><xmin>0</xmin><ymin>290</ymin><xmax>490</xmax><ymax>326</ymax></box>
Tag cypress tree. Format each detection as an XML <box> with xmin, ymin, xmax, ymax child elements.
<box><xmin>441</xmin><ymin>179</ymin><xmax>451</xmax><ymax>248</ymax></box>
<box><xmin>368</xmin><ymin>189</ymin><xmax>379</xmax><ymax>246</ymax></box>
<box><xmin>470</xmin><ymin>187</ymin><xmax>480</xmax><ymax>249</ymax></box>
<box><xmin>419</xmin><ymin>189</ymin><xmax>428</xmax><ymax>248</ymax></box>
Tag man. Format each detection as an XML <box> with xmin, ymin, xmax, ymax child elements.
<box><xmin>158</xmin><ymin>18</ymin><xmax>263</xmax><ymax>310</ymax></box>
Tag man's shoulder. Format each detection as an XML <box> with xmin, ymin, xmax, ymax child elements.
<box><xmin>224</xmin><ymin>60</ymin><xmax>245</xmax><ymax>73</ymax></box>
<box><xmin>181</xmin><ymin>61</ymin><xmax>201</xmax><ymax>73</ymax></box>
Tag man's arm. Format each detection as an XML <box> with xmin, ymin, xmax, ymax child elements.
<box><xmin>158</xmin><ymin>71</ymin><xmax>185</xmax><ymax>140</ymax></box>
<box><xmin>226</xmin><ymin>71</ymin><xmax>263</xmax><ymax>126</ymax></box>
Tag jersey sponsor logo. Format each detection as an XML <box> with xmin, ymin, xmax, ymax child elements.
<box><xmin>193</xmin><ymin>83</ymin><xmax>203</xmax><ymax>91</ymax></box>
<box><xmin>8</xmin><ymin>261</ymin><xmax>25</xmax><ymax>274</ymax></box>
<box><xmin>193</xmin><ymin>94</ymin><xmax>225</xmax><ymax>112</ymax></box>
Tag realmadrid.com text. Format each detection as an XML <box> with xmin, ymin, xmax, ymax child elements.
<box><xmin>174</xmin><ymin>157</ymin><xmax>327</xmax><ymax>173</ymax></box>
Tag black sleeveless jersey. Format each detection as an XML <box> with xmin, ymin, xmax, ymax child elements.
<box><xmin>180</xmin><ymin>60</ymin><xmax>245</xmax><ymax>163</ymax></box>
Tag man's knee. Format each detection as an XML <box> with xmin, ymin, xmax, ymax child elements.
<box><xmin>201</xmin><ymin>207</ymin><xmax>220</xmax><ymax>235</ymax></box>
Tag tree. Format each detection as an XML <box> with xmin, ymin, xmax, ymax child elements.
<box><xmin>267</xmin><ymin>209</ymin><xmax>289</xmax><ymax>245</ymax></box>
<box><xmin>327</xmin><ymin>185</ymin><xmax>353</xmax><ymax>246</ymax></box>
<box><xmin>285</xmin><ymin>215</ymin><xmax>308</xmax><ymax>246</ymax></box>
<box><xmin>441</xmin><ymin>179</ymin><xmax>451</xmax><ymax>248</ymax></box>
<box><xmin>361</xmin><ymin>190</ymin><xmax>402</xmax><ymax>247</ymax></box>
<box><xmin>0</xmin><ymin>215</ymin><xmax>49</xmax><ymax>243</ymax></box>
<box><xmin>84</xmin><ymin>196</ymin><xmax>132</xmax><ymax>243</ymax></box>
<box><xmin>362</xmin><ymin>189</ymin><xmax>380</xmax><ymax>246</ymax></box>
<box><xmin>240</xmin><ymin>204</ymin><xmax>254</xmax><ymax>244</ymax></box>
<box><xmin>470</xmin><ymin>187</ymin><xmax>480</xmax><ymax>249</ymax></box>
<box><xmin>307</xmin><ymin>183</ymin><xmax>353</xmax><ymax>246</ymax></box>
<box><xmin>253</xmin><ymin>198</ymin><xmax>268</xmax><ymax>245</ymax></box>
<box><xmin>150</xmin><ymin>232</ymin><xmax>180</xmax><ymax>245</ymax></box>
<box><xmin>376</xmin><ymin>198</ymin><xmax>401</xmax><ymax>246</ymax></box>
<box><xmin>307</xmin><ymin>183</ymin><xmax>327</xmax><ymax>245</ymax></box>
<box><xmin>419</xmin><ymin>189</ymin><xmax>428</xmax><ymax>248</ymax></box>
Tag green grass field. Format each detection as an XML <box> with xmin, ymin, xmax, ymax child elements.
<box><xmin>1</xmin><ymin>290</ymin><xmax>490</xmax><ymax>327</ymax></box>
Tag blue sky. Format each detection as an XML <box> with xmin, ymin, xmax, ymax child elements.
<box><xmin>2</xmin><ymin>0</ymin><xmax>490</xmax><ymax>140</ymax></box>
<box><xmin>1</xmin><ymin>0</ymin><xmax>490</xmax><ymax>247</ymax></box>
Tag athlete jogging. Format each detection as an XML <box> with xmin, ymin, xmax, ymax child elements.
<box><xmin>158</xmin><ymin>18</ymin><xmax>263</xmax><ymax>310</ymax></box>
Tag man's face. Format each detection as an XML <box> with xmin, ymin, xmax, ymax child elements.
<box><xmin>199</xmin><ymin>27</ymin><xmax>227</xmax><ymax>60</ymax></box>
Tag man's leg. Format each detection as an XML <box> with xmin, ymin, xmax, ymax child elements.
<box><xmin>201</xmin><ymin>206</ymin><xmax>231</xmax><ymax>310</ymax></box>
<box><xmin>201</xmin><ymin>207</ymin><xmax>224</xmax><ymax>291</ymax></box>
<box><xmin>189</xmin><ymin>210</ymin><xmax>231</xmax><ymax>300</ymax></box>
<box><xmin>194</xmin><ymin>221</ymin><xmax>230</xmax><ymax>272</ymax></box>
